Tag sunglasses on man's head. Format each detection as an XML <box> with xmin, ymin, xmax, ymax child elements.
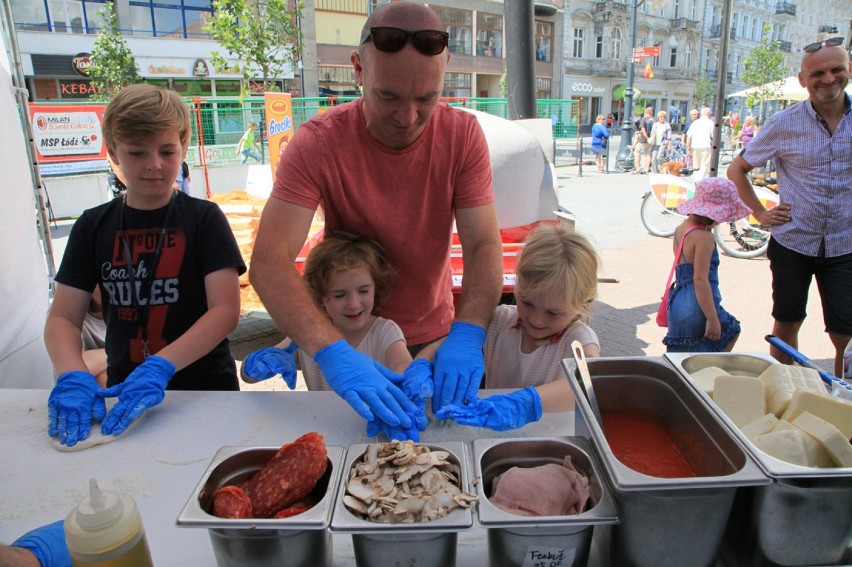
<box><xmin>803</xmin><ymin>36</ymin><xmax>844</xmax><ymax>53</ymax></box>
<box><xmin>361</xmin><ymin>27</ymin><xmax>449</xmax><ymax>56</ymax></box>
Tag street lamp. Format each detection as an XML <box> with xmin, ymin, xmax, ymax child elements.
<box><xmin>616</xmin><ymin>0</ymin><xmax>672</xmax><ymax>167</ymax></box>
<box><xmin>616</xmin><ymin>0</ymin><xmax>641</xmax><ymax>166</ymax></box>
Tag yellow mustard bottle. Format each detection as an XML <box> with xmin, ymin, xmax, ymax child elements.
<box><xmin>64</xmin><ymin>479</ymin><xmax>154</xmax><ymax>567</ymax></box>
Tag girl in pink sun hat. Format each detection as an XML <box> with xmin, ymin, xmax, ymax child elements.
<box><xmin>663</xmin><ymin>178</ymin><xmax>750</xmax><ymax>352</ymax></box>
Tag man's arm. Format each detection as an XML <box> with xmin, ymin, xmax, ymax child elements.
<box><xmin>250</xmin><ymin>198</ymin><xmax>417</xmax><ymax>427</ymax></box>
<box><xmin>249</xmin><ymin>198</ymin><xmax>341</xmax><ymax>356</ymax></box>
<box><xmin>454</xmin><ymin>203</ymin><xmax>503</xmax><ymax>328</ymax></box>
<box><xmin>726</xmin><ymin>156</ymin><xmax>790</xmax><ymax>226</ymax></box>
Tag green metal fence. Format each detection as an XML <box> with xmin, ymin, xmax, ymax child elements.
<box><xmin>185</xmin><ymin>96</ymin><xmax>579</xmax><ymax>167</ymax></box>
<box><xmin>30</xmin><ymin>96</ymin><xmax>580</xmax><ymax>170</ymax></box>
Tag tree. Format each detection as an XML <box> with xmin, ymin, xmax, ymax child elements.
<box><xmin>207</xmin><ymin>0</ymin><xmax>302</xmax><ymax>100</ymax></box>
<box><xmin>693</xmin><ymin>76</ymin><xmax>714</xmax><ymax>108</ymax></box>
<box><xmin>741</xmin><ymin>24</ymin><xmax>785</xmax><ymax>123</ymax></box>
<box><xmin>88</xmin><ymin>1</ymin><xmax>139</xmax><ymax>100</ymax></box>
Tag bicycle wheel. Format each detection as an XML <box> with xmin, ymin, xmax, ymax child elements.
<box><xmin>640</xmin><ymin>191</ymin><xmax>683</xmax><ymax>237</ymax></box>
<box><xmin>615</xmin><ymin>148</ymin><xmax>635</xmax><ymax>172</ymax></box>
<box><xmin>713</xmin><ymin>220</ymin><xmax>770</xmax><ymax>258</ymax></box>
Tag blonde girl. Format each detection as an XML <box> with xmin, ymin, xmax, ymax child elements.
<box><xmin>437</xmin><ymin>224</ymin><xmax>601</xmax><ymax>430</ymax></box>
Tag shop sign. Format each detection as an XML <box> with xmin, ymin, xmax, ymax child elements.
<box><xmin>265</xmin><ymin>92</ymin><xmax>294</xmax><ymax>177</ymax></box>
<box><xmin>148</xmin><ymin>64</ymin><xmax>187</xmax><ymax>75</ymax></box>
<box><xmin>72</xmin><ymin>53</ymin><xmax>92</xmax><ymax>77</ymax></box>
<box><xmin>192</xmin><ymin>59</ymin><xmax>209</xmax><ymax>77</ymax></box>
<box><xmin>29</xmin><ymin>104</ymin><xmax>107</xmax><ymax>162</ymax></box>
<box><xmin>60</xmin><ymin>82</ymin><xmax>102</xmax><ymax>97</ymax></box>
<box><xmin>568</xmin><ymin>81</ymin><xmax>606</xmax><ymax>96</ymax></box>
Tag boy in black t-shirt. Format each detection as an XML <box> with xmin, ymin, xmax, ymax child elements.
<box><xmin>45</xmin><ymin>84</ymin><xmax>246</xmax><ymax>448</ymax></box>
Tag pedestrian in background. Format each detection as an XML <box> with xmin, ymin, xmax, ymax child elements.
<box><xmin>686</xmin><ymin>107</ymin><xmax>714</xmax><ymax>181</ymax></box>
<box><xmin>175</xmin><ymin>161</ymin><xmax>191</xmax><ymax>195</ymax></box>
<box><xmin>237</xmin><ymin>122</ymin><xmax>262</xmax><ymax>164</ymax></box>
<box><xmin>632</xmin><ymin>106</ymin><xmax>655</xmax><ymax>174</ymax></box>
<box><xmin>591</xmin><ymin>113</ymin><xmax>610</xmax><ymax>173</ymax></box>
<box><xmin>650</xmin><ymin>110</ymin><xmax>671</xmax><ymax>173</ymax></box>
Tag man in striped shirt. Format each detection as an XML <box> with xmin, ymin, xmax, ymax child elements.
<box><xmin>727</xmin><ymin>38</ymin><xmax>851</xmax><ymax>377</ymax></box>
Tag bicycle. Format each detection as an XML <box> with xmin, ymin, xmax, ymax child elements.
<box><xmin>615</xmin><ymin>145</ymin><xmax>635</xmax><ymax>172</ymax></box>
<box><xmin>640</xmin><ymin>173</ymin><xmax>780</xmax><ymax>258</ymax></box>
<box><xmin>640</xmin><ymin>173</ymin><xmax>693</xmax><ymax>237</ymax></box>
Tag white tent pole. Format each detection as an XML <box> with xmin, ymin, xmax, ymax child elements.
<box><xmin>0</xmin><ymin>0</ymin><xmax>57</xmax><ymax>292</ymax></box>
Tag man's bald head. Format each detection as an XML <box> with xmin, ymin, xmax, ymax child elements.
<box><xmin>359</xmin><ymin>2</ymin><xmax>445</xmax><ymax>57</ymax></box>
<box><xmin>799</xmin><ymin>44</ymin><xmax>850</xmax><ymax>107</ymax></box>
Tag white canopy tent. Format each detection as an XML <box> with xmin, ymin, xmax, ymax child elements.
<box><xmin>728</xmin><ymin>75</ymin><xmax>852</xmax><ymax>101</ymax></box>
<box><xmin>0</xmin><ymin>30</ymin><xmax>54</xmax><ymax>387</ymax></box>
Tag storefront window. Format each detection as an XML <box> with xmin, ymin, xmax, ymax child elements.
<box><xmin>476</xmin><ymin>13</ymin><xmax>502</xmax><ymax>58</ymax></box>
<box><xmin>433</xmin><ymin>7</ymin><xmax>472</xmax><ymax>56</ymax></box>
<box><xmin>173</xmin><ymin>80</ymin><xmax>213</xmax><ymax>97</ymax></box>
<box><xmin>33</xmin><ymin>78</ymin><xmax>59</xmax><ymax>100</ymax></box>
<box><xmin>318</xmin><ymin>66</ymin><xmax>359</xmax><ymax>97</ymax></box>
<box><xmin>443</xmin><ymin>72</ymin><xmax>471</xmax><ymax>98</ymax></box>
<box><xmin>536</xmin><ymin>77</ymin><xmax>551</xmax><ymax>99</ymax></box>
<box><xmin>535</xmin><ymin>21</ymin><xmax>553</xmax><ymax>62</ymax></box>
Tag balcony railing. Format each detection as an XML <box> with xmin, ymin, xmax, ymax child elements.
<box><xmin>671</xmin><ymin>17</ymin><xmax>700</xmax><ymax>30</ymax></box>
<box><xmin>775</xmin><ymin>1</ymin><xmax>797</xmax><ymax>16</ymax></box>
<box><xmin>779</xmin><ymin>40</ymin><xmax>792</xmax><ymax>53</ymax></box>
<box><xmin>708</xmin><ymin>24</ymin><xmax>737</xmax><ymax>40</ymax></box>
<box><xmin>534</xmin><ymin>0</ymin><xmax>559</xmax><ymax>16</ymax></box>
<box><xmin>593</xmin><ymin>0</ymin><xmax>628</xmax><ymax>16</ymax></box>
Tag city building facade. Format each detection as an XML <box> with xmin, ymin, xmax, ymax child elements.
<box><xmin>8</xmin><ymin>0</ymin><xmax>851</xmax><ymax>125</ymax></box>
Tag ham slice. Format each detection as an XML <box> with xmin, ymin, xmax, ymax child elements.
<box><xmin>490</xmin><ymin>456</ymin><xmax>590</xmax><ymax>516</ymax></box>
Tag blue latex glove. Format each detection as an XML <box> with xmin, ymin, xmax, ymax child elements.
<box><xmin>11</xmin><ymin>520</ymin><xmax>71</xmax><ymax>567</ymax></box>
<box><xmin>431</xmin><ymin>322</ymin><xmax>486</xmax><ymax>411</ymax></box>
<box><xmin>47</xmin><ymin>371</ymin><xmax>105</xmax><ymax>447</ymax></box>
<box><xmin>314</xmin><ymin>340</ymin><xmax>417</xmax><ymax>428</ymax></box>
<box><xmin>435</xmin><ymin>386</ymin><xmax>543</xmax><ymax>431</ymax></box>
<box><xmin>366</xmin><ymin>417</ymin><xmax>421</xmax><ymax>442</ymax></box>
<box><xmin>242</xmin><ymin>343</ymin><xmax>299</xmax><ymax>387</ymax></box>
<box><xmin>98</xmin><ymin>355</ymin><xmax>175</xmax><ymax>436</ymax></box>
<box><xmin>396</xmin><ymin>359</ymin><xmax>434</xmax><ymax>403</ymax></box>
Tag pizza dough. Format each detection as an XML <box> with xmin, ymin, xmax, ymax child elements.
<box><xmin>51</xmin><ymin>400</ymin><xmax>146</xmax><ymax>452</ymax></box>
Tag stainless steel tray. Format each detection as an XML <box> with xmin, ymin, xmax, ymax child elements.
<box><xmin>177</xmin><ymin>445</ymin><xmax>345</xmax><ymax>529</ymax></box>
<box><xmin>330</xmin><ymin>441</ymin><xmax>474</xmax><ymax>534</ymax></box>
<box><xmin>665</xmin><ymin>352</ymin><xmax>852</xmax><ymax>479</ymax></box>
<box><xmin>472</xmin><ymin>436</ymin><xmax>618</xmax><ymax>527</ymax></box>
<box><xmin>563</xmin><ymin>356</ymin><xmax>769</xmax><ymax>490</ymax></box>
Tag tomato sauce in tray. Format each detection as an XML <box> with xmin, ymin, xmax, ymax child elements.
<box><xmin>603</xmin><ymin>413</ymin><xmax>697</xmax><ymax>478</ymax></box>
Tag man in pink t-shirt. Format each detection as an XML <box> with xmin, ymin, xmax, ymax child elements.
<box><xmin>250</xmin><ymin>2</ymin><xmax>502</xmax><ymax>431</ymax></box>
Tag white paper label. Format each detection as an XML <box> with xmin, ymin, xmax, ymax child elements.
<box><xmin>521</xmin><ymin>545</ymin><xmax>575</xmax><ymax>567</ymax></box>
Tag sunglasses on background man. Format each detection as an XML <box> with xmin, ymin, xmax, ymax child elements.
<box><xmin>360</xmin><ymin>27</ymin><xmax>449</xmax><ymax>56</ymax></box>
<box><xmin>802</xmin><ymin>36</ymin><xmax>844</xmax><ymax>53</ymax></box>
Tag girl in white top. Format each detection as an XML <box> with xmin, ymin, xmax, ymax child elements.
<box><xmin>437</xmin><ymin>224</ymin><xmax>601</xmax><ymax>430</ymax></box>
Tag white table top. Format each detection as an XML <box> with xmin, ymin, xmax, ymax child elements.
<box><xmin>0</xmin><ymin>389</ymin><xmax>577</xmax><ymax>566</ymax></box>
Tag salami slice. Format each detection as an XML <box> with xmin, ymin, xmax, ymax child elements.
<box><xmin>243</xmin><ymin>433</ymin><xmax>328</xmax><ymax>518</ymax></box>
<box><xmin>273</xmin><ymin>496</ymin><xmax>317</xmax><ymax>519</ymax></box>
<box><xmin>213</xmin><ymin>485</ymin><xmax>253</xmax><ymax>518</ymax></box>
